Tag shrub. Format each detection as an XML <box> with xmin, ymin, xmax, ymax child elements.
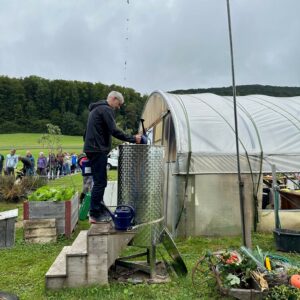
<box><xmin>0</xmin><ymin>176</ymin><xmax>45</xmax><ymax>203</ymax></box>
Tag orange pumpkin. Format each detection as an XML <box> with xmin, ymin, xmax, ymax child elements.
<box><xmin>290</xmin><ymin>274</ymin><xmax>300</xmax><ymax>288</ymax></box>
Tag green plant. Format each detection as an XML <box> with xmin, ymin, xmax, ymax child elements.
<box><xmin>266</xmin><ymin>285</ymin><xmax>300</xmax><ymax>300</ymax></box>
<box><xmin>28</xmin><ymin>186</ymin><xmax>75</xmax><ymax>201</ymax></box>
<box><xmin>218</xmin><ymin>251</ymin><xmax>256</xmax><ymax>289</ymax></box>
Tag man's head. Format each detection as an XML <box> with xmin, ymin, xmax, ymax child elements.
<box><xmin>11</xmin><ymin>149</ymin><xmax>16</xmax><ymax>155</ymax></box>
<box><xmin>107</xmin><ymin>91</ymin><xmax>124</xmax><ymax>110</ymax></box>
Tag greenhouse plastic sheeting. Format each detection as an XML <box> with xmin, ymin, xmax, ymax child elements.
<box><xmin>141</xmin><ymin>91</ymin><xmax>300</xmax><ymax>173</ymax></box>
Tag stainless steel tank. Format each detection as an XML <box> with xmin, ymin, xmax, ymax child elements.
<box><xmin>117</xmin><ymin>144</ymin><xmax>164</xmax><ymax>247</ymax></box>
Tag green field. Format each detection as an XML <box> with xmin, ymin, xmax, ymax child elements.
<box><xmin>0</xmin><ymin>133</ymin><xmax>83</xmax><ymax>169</ymax></box>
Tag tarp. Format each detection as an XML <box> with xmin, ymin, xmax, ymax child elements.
<box><xmin>141</xmin><ymin>91</ymin><xmax>300</xmax><ymax>173</ymax></box>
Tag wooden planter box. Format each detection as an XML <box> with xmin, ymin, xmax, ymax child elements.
<box><xmin>23</xmin><ymin>193</ymin><xmax>79</xmax><ymax>238</ymax></box>
<box><xmin>0</xmin><ymin>209</ymin><xmax>18</xmax><ymax>248</ymax></box>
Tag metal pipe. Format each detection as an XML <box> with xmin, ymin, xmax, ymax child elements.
<box><xmin>226</xmin><ymin>0</ymin><xmax>250</xmax><ymax>248</ymax></box>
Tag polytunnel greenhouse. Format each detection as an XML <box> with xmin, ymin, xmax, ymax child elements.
<box><xmin>140</xmin><ymin>91</ymin><xmax>300</xmax><ymax>237</ymax></box>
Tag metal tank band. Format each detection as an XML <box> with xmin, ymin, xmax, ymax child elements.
<box><xmin>117</xmin><ymin>144</ymin><xmax>164</xmax><ymax>247</ymax></box>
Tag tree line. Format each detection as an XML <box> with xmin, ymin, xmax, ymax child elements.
<box><xmin>0</xmin><ymin>75</ymin><xmax>147</xmax><ymax>136</ymax></box>
<box><xmin>170</xmin><ymin>84</ymin><xmax>300</xmax><ymax>97</ymax></box>
<box><xmin>1</xmin><ymin>75</ymin><xmax>300</xmax><ymax>137</ymax></box>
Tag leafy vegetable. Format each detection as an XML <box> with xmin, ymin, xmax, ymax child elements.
<box><xmin>28</xmin><ymin>186</ymin><xmax>75</xmax><ymax>201</ymax></box>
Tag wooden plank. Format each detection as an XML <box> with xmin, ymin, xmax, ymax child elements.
<box><xmin>0</xmin><ymin>209</ymin><xmax>18</xmax><ymax>220</ymax></box>
<box><xmin>24</xmin><ymin>219</ymin><xmax>57</xmax><ymax>243</ymax></box>
<box><xmin>70</xmin><ymin>193</ymin><xmax>79</xmax><ymax>233</ymax></box>
<box><xmin>5</xmin><ymin>218</ymin><xmax>16</xmax><ymax>247</ymax></box>
<box><xmin>29</xmin><ymin>202</ymin><xmax>65</xmax><ymax>219</ymax></box>
<box><xmin>23</xmin><ymin>201</ymin><xmax>29</xmax><ymax>220</ymax></box>
<box><xmin>23</xmin><ymin>219</ymin><xmax>56</xmax><ymax>229</ymax></box>
<box><xmin>0</xmin><ymin>220</ymin><xmax>7</xmax><ymax>248</ymax></box>
<box><xmin>25</xmin><ymin>227</ymin><xmax>57</xmax><ymax>238</ymax></box>
<box><xmin>0</xmin><ymin>218</ymin><xmax>16</xmax><ymax>248</ymax></box>
<box><xmin>65</xmin><ymin>201</ymin><xmax>71</xmax><ymax>238</ymax></box>
<box><xmin>26</xmin><ymin>236</ymin><xmax>57</xmax><ymax>243</ymax></box>
<box><xmin>71</xmin><ymin>209</ymin><xmax>78</xmax><ymax>233</ymax></box>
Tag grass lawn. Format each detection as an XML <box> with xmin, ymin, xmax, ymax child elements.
<box><xmin>0</xmin><ymin>210</ymin><xmax>284</xmax><ymax>300</ymax></box>
<box><xmin>0</xmin><ymin>168</ymin><xmax>299</xmax><ymax>299</ymax></box>
<box><xmin>47</xmin><ymin>171</ymin><xmax>118</xmax><ymax>190</ymax></box>
<box><xmin>0</xmin><ymin>133</ymin><xmax>83</xmax><ymax>165</ymax></box>
<box><xmin>1</xmin><ymin>185</ymin><xmax>299</xmax><ymax>300</ymax></box>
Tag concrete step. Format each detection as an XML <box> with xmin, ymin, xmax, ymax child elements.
<box><xmin>46</xmin><ymin>231</ymin><xmax>88</xmax><ymax>289</ymax></box>
<box><xmin>45</xmin><ymin>246</ymin><xmax>71</xmax><ymax>289</ymax></box>
<box><xmin>66</xmin><ymin>230</ymin><xmax>88</xmax><ymax>287</ymax></box>
<box><xmin>46</xmin><ymin>225</ymin><xmax>136</xmax><ymax>289</ymax></box>
<box><xmin>68</xmin><ymin>230</ymin><xmax>88</xmax><ymax>255</ymax></box>
<box><xmin>87</xmin><ymin>223</ymin><xmax>135</xmax><ymax>285</ymax></box>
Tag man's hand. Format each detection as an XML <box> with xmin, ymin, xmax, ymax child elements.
<box><xmin>135</xmin><ymin>134</ymin><xmax>142</xmax><ymax>144</ymax></box>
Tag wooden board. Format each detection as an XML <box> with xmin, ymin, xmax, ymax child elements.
<box><xmin>0</xmin><ymin>209</ymin><xmax>18</xmax><ymax>248</ymax></box>
<box><xmin>24</xmin><ymin>218</ymin><xmax>57</xmax><ymax>243</ymax></box>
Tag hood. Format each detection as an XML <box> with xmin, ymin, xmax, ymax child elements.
<box><xmin>88</xmin><ymin>100</ymin><xmax>107</xmax><ymax>111</ymax></box>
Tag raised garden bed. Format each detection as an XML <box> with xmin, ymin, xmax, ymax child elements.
<box><xmin>23</xmin><ymin>192</ymin><xmax>79</xmax><ymax>238</ymax></box>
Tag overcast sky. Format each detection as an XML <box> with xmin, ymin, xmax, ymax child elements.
<box><xmin>0</xmin><ymin>0</ymin><xmax>299</xmax><ymax>94</ymax></box>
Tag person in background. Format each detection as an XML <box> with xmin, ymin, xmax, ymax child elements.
<box><xmin>56</xmin><ymin>151</ymin><xmax>64</xmax><ymax>177</ymax></box>
<box><xmin>26</xmin><ymin>150</ymin><xmax>35</xmax><ymax>176</ymax></box>
<box><xmin>78</xmin><ymin>153</ymin><xmax>93</xmax><ymax>203</ymax></box>
<box><xmin>71</xmin><ymin>153</ymin><xmax>77</xmax><ymax>174</ymax></box>
<box><xmin>0</xmin><ymin>153</ymin><xmax>4</xmax><ymax>175</ymax></box>
<box><xmin>48</xmin><ymin>151</ymin><xmax>57</xmax><ymax>180</ymax></box>
<box><xmin>5</xmin><ymin>149</ymin><xmax>18</xmax><ymax>176</ymax></box>
<box><xmin>83</xmin><ymin>91</ymin><xmax>141</xmax><ymax>223</ymax></box>
<box><xmin>37</xmin><ymin>152</ymin><xmax>47</xmax><ymax>176</ymax></box>
<box><xmin>63</xmin><ymin>152</ymin><xmax>71</xmax><ymax>175</ymax></box>
<box><xmin>18</xmin><ymin>156</ymin><xmax>33</xmax><ymax>176</ymax></box>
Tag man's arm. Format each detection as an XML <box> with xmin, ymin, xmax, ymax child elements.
<box><xmin>104</xmin><ymin>109</ymin><xmax>136</xmax><ymax>143</ymax></box>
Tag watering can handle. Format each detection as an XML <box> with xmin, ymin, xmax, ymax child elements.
<box><xmin>115</xmin><ymin>205</ymin><xmax>135</xmax><ymax>217</ymax></box>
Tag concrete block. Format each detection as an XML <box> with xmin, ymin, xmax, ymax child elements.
<box><xmin>87</xmin><ymin>234</ymin><xmax>109</xmax><ymax>285</ymax></box>
<box><xmin>66</xmin><ymin>255</ymin><xmax>87</xmax><ymax>287</ymax></box>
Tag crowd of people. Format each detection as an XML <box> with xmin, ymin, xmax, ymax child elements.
<box><xmin>0</xmin><ymin>149</ymin><xmax>80</xmax><ymax>179</ymax></box>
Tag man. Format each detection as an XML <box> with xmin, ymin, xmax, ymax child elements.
<box><xmin>84</xmin><ymin>91</ymin><xmax>141</xmax><ymax>223</ymax></box>
<box><xmin>5</xmin><ymin>149</ymin><xmax>18</xmax><ymax>176</ymax></box>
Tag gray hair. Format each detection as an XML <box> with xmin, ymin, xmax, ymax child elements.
<box><xmin>107</xmin><ymin>91</ymin><xmax>124</xmax><ymax>104</ymax></box>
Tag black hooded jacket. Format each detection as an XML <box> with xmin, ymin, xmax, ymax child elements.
<box><xmin>83</xmin><ymin>100</ymin><xmax>136</xmax><ymax>154</ymax></box>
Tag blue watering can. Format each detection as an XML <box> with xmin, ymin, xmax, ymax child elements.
<box><xmin>106</xmin><ymin>205</ymin><xmax>135</xmax><ymax>231</ymax></box>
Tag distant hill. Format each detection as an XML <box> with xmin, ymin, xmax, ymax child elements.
<box><xmin>170</xmin><ymin>84</ymin><xmax>300</xmax><ymax>97</ymax></box>
<box><xmin>0</xmin><ymin>75</ymin><xmax>147</xmax><ymax>135</ymax></box>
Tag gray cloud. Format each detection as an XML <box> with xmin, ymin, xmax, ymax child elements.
<box><xmin>0</xmin><ymin>0</ymin><xmax>299</xmax><ymax>94</ymax></box>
